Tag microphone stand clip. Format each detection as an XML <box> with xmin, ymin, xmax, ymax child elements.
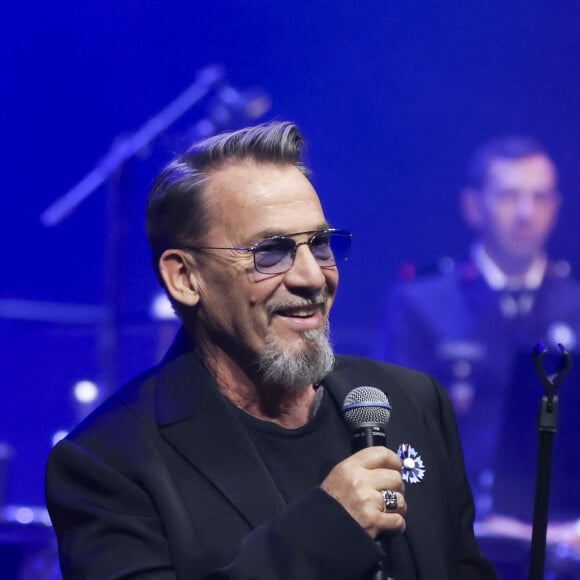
<box><xmin>528</xmin><ymin>342</ymin><xmax>572</xmax><ymax>580</ymax></box>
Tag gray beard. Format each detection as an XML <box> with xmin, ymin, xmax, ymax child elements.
<box><xmin>257</xmin><ymin>321</ymin><xmax>335</xmax><ymax>388</ymax></box>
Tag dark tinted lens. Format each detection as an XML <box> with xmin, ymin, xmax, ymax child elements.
<box><xmin>310</xmin><ymin>232</ymin><xmax>334</xmax><ymax>263</ymax></box>
<box><xmin>253</xmin><ymin>237</ymin><xmax>296</xmax><ymax>273</ymax></box>
<box><xmin>311</xmin><ymin>231</ymin><xmax>351</xmax><ymax>266</ymax></box>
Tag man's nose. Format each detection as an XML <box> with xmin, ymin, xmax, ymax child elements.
<box><xmin>284</xmin><ymin>243</ymin><xmax>327</xmax><ymax>289</ymax></box>
<box><xmin>516</xmin><ymin>194</ymin><xmax>535</xmax><ymax>219</ymax></box>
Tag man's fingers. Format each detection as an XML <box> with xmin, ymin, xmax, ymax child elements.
<box><xmin>377</xmin><ymin>490</ymin><xmax>407</xmax><ymax>534</ymax></box>
<box><xmin>320</xmin><ymin>450</ymin><xmax>409</xmax><ymax>539</ymax></box>
<box><xmin>346</xmin><ymin>446</ymin><xmax>403</xmax><ymax>471</ymax></box>
<box><xmin>378</xmin><ymin>489</ymin><xmax>407</xmax><ymax>516</ymax></box>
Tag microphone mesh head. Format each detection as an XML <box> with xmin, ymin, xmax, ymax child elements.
<box><xmin>342</xmin><ymin>386</ymin><xmax>391</xmax><ymax>427</ymax></box>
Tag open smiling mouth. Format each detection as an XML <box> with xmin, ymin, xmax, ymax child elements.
<box><xmin>277</xmin><ymin>306</ymin><xmax>320</xmax><ymax>318</ymax></box>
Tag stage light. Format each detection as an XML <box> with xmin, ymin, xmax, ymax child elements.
<box><xmin>73</xmin><ymin>380</ymin><xmax>99</xmax><ymax>404</ymax></box>
<box><xmin>15</xmin><ymin>506</ymin><xmax>34</xmax><ymax>524</ymax></box>
<box><xmin>51</xmin><ymin>430</ymin><xmax>68</xmax><ymax>446</ymax></box>
<box><xmin>150</xmin><ymin>292</ymin><xmax>177</xmax><ymax>321</ymax></box>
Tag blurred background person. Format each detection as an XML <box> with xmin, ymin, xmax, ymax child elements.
<box><xmin>374</xmin><ymin>136</ymin><xmax>580</xmax><ymax>577</ymax></box>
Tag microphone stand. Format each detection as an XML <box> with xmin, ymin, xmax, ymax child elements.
<box><xmin>528</xmin><ymin>342</ymin><xmax>572</xmax><ymax>580</ymax></box>
<box><xmin>40</xmin><ymin>65</ymin><xmax>224</xmax><ymax>227</ymax></box>
<box><xmin>39</xmin><ymin>65</ymin><xmax>223</xmax><ymax>397</ymax></box>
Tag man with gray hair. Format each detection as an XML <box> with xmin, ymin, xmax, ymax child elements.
<box><xmin>46</xmin><ymin>122</ymin><xmax>495</xmax><ymax>579</ymax></box>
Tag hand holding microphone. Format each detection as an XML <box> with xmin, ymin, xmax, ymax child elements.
<box><xmin>320</xmin><ymin>386</ymin><xmax>407</xmax><ymax>540</ymax></box>
<box><xmin>320</xmin><ymin>446</ymin><xmax>407</xmax><ymax>539</ymax></box>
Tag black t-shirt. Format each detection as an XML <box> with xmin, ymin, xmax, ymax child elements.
<box><xmin>234</xmin><ymin>387</ymin><xmax>351</xmax><ymax>502</ymax></box>
<box><xmin>233</xmin><ymin>387</ymin><xmax>418</xmax><ymax>579</ymax></box>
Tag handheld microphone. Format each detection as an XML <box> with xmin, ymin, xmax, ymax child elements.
<box><xmin>342</xmin><ymin>386</ymin><xmax>392</xmax><ymax>452</ymax></box>
<box><xmin>342</xmin><ymin>386</ymin><xmax>393</xmax><ymax>580</ymax></box>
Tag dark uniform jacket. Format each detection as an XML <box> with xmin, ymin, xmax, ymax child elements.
<box><xmin>374</xmin><ymin>261</ymin><xmax>580</xmax><ymax>520</ymax></box>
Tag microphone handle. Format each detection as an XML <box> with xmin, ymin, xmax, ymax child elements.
<box><xmin>350</xmin><ymin>424</ymin><xmax>387</xmax><ymax>454</ymax></box>
<box><xmin>352</xmin><ymin>426</ymin><xmax>393</xmax><ymax>579</ymax></box>
<box><xmin>343</xmin><ymin>388</ymin><xmax>394</xmax><ymax>578</ymax></box>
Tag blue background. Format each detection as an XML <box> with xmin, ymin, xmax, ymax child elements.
<box><xmin>2</xmin><ymin>0</ymin><xmax>580</xmax><ymax>526</ymax></box>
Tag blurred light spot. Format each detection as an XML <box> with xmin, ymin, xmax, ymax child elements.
<box><xmin>449</xmin><ymin>381</ymin><xmax>474</xmax><ymax>414</ymax></box>
<box><xmin>15</xmin><ymin>507</ymin><xmax>34</xmax><ymax>524</ymax></box>
<box><xmin>52</xmin><ymin>430</ymin><xmax>68</xmax><ymax>446</ymax></box>
<box><xmin>547</xmin><ymin>322</ymin><xmax>576</xmax><ymax>351</ymax></box>
<box><xmin>73</xmin><ymin>380</ymin><xmax>99</xmax><ymax>404</ymax></box>
<box><xmin>0</xmin><ymin>442</ymin><xmax>14</xmax><ymax>459</ymax></box>
<box><xmin>192</xmin><ymin>118</ymin><xmax>215</xmax><ymax>138</ymax></box>
<box><xmin>150</xmin><ymin>293</ymin><xmax>177</xmax><ymax>320</ymax></box>
<box><xmin>479</xmin><ymin>469</ymin><xmax>494</xmax><ymax>488</ymax></box>
<box><xmin>452</xmin><ymin>359</ymin><xmax>472</xmax><ymax>378</ymax></box>
<box><xmin>553</xmin><ymin>260</ymin><xmax>571</xmax><ymax>278</ymax></box>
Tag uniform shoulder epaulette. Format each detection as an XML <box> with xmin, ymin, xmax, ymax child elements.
<box><xmin>397</xmin><ymin>256</ymin><xmax>462</xmax><ymax>282</ymax></box>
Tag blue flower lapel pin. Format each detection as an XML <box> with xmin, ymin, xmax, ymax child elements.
<box><xmin>397</xmin><ymin>443</ymin><xmax>426</xmax><ymax>484</ymax></box>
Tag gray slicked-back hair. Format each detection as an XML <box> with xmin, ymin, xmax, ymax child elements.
<box><xmin>147</xmin><ymin>121</ymin><xmax>309</xmax><ymax>277</ymax></box>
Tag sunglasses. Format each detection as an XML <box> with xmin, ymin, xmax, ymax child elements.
<box><xmin>183</xmin><ymin>228</ymin><xmax>352</xmax><ymax>275</ymax></box>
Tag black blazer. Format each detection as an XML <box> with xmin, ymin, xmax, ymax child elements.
<box><xmin>46</xmin><ymin>336</ymin><xmax>496</xmax><ymax>579</ymax></box>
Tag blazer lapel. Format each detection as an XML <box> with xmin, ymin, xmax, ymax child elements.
<box><xmin>321</xmin><ymin>363</ymin><xmax>357</xmax><ymax>412</ymax></box>
<box><xmin>156</xmin><ymin>348</ymin><xmax>286</xmax><ymax>529</ymax></box>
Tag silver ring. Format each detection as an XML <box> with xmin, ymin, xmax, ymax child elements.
<box><xmin>382</xmin><ymin>489</ymin><xmax>398</xmax><ymax>512</ymax></box>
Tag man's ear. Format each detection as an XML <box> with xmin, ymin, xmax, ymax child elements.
<box><xmin>460</xmin><ymin>186</ymin><xmax>483</xmax><ymax>230</ymax></box>
<box><xmin>158</xmin><ymin>250</ymin><xmax>201</xmax><ymax>308</ymax></box>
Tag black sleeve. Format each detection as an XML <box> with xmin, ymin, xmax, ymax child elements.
<box><xmin>46</xmin><ymin>438</ymin><xmax>381</xmax><ymax>580</ymax></box>
<box><xmin>46</xmin><ymin>439</ymin><xmax>178</xmax><ymax>579</ymax></box>
<box><xmin>209</xmin><ymin>489</ymin><xmax>381</xmax><ymax>580</ymax></box>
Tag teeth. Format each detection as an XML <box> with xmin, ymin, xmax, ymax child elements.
<box><xmin>279</xmin><ymin>308</ymin><xmax>315</xmax><ymax>317</ymax></box>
